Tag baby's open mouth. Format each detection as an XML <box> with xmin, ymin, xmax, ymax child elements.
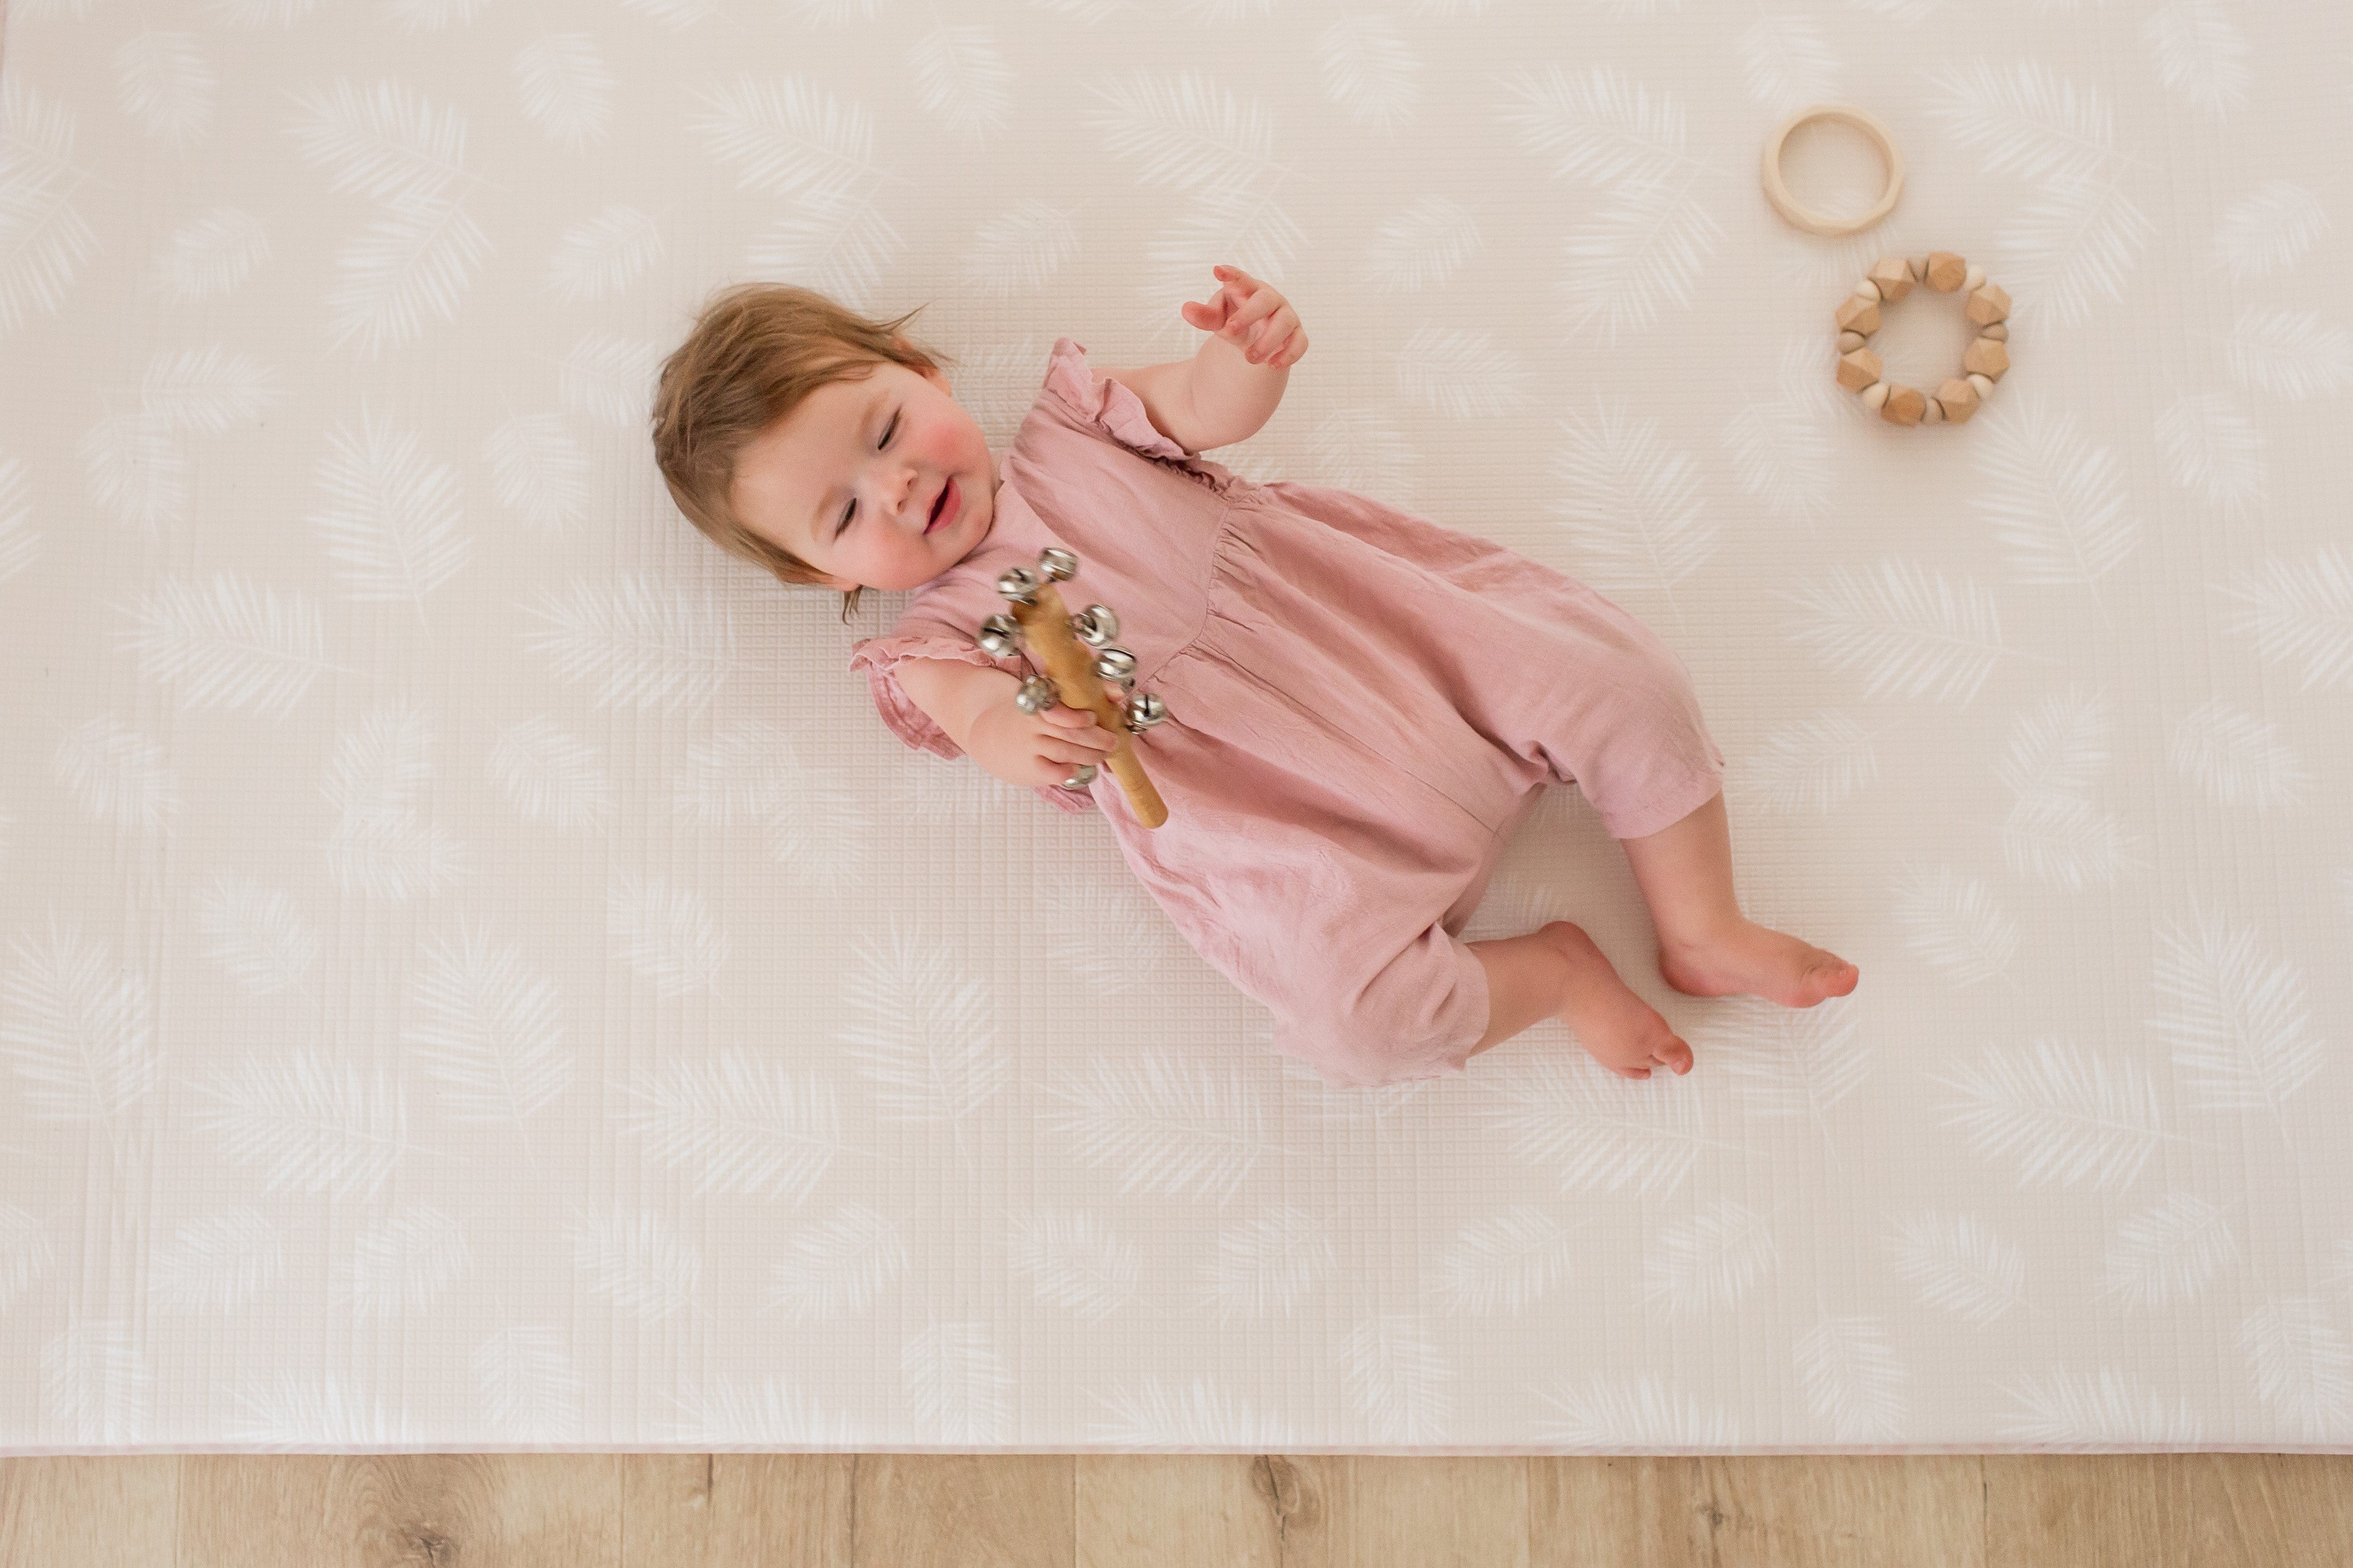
<box><xmin>926</xmin><ymin>479</ymin><xmax>954</xmax><ymax>532</ymax></box>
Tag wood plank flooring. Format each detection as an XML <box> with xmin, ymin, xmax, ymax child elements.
<box><xmin>4</xmin><ymin>1454</ymin><xmax>2351</xmax><ymax>1566</ymax></box>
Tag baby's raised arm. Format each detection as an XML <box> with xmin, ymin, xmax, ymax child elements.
<box><xmin>895</xmin><ymin>658</ymin><xmax>1118</xmax><ymax>789</ymax></box>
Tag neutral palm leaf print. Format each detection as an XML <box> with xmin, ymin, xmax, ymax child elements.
<box><xmin>2146</xmin><ymin>901</ymin><xmax>2325</xmax><ymax>1119</ymax></box>
<box><xmin>1734</xmin><ymin>712</ymin><xmax>1881</xmax><ymax>815</ymax></box>
<box><xmin>540</xmin><ymin>205</ymin><xmax>663</xmax><ymax>303</ymax></box>
<box><xmin>225</xmin><ymin>1368</ymin><xmax>422</xmax><ymax>1449</ymax></box>
<box><xmin>605</xmin><ymin>871</ymin><xmax>730</xmax><ymax>997</ymax></box>
<box><xmin>2098</xmin><ymin>1192</ymin><xmax>2238</xmax><ymax>1309</ymax></box>
<box><xmin>2213</xmin><ymin>546</ymin><xmax>2353</xmax><ymax>690</ymax></box>
<box><xmin>908</xmin><ymin>24</ymin><xmax>1016</xmax><ymax>144</ymax></box>
<box><xmin>1777</xmin><ymin>559</ymin><xmax>2008</xmax><ymax>705</ymax></box>
<box><xmin>488</xmin><ymin>716</ymin><xmax>613</xmax><ymax>829</ymax></box>
<box><xmin>1539</xmin><ymin>1373</ymin><xmax>1740</xmax><ymax>1451</ymax></box>
<box><xmin>1</xmin><ymin>919</ymin><xmax>159</xmax><ymax>1124</ymax></box>
<box><xmin>1795</xmin><ymin>1315</ymin><xmax>1909</xmax><ymax>1442</ymax></box>
<box><xmin>518</xmin><ymin>573</ymin><xmax>735</xmax><ymax>710</ymax></box>
<box><xmin>310</xmin><ymin>404</ymin><xmax>474</xmax><ymax>620</ymax></box>
<box><xmin>53</xmin><ymin>717</ymin><xmax>180</xmax><ymax>832</ymax></box>
<box><xmin>686</xmin><ymin>75</ymin><xmax>879</xmax><ymax>203</ymax></box>
<box><xmin>1930</xmin><ymin>1041</ymin><xmax>2169</xmax><ymax>1190</ymax></box>
<box><xmin>118</xmin><ymin>573</ymin><xmax>333</xmax><ymax>716</ymax></box>
<box><xmin>1005</xmin><ymin>1209</ymin><xmax>1144</xmax><ymax>1321</ymax></box>
<box><xmin>2000</xmin><ymin>171</ymin><xmax>2151</xmax><ymax>327</ymax></box>
<box><xmin>763</xmin><ymin>1204</ymin><xmax>912</xmax><ymax>1322</ymax></box>
<box><xmin>483</xmin><ymin>413</ymin><xmax>592</xmax><ymax>534</ymax></box>
<box><xmin>1921</xmin><ymin>58</ymin><xmax>2121</xmax><ymax>186</ymax></box>
<box><xmin>2142</xmin><ymin>0</ymin><xmax>2252</xmax><ymax>120</ymax></box>
<box><xmin>1313</xmin><ymin>16</ymin><xmax>1421</xmax><ymax>131</ymax></box>
<box><xmin>349</xmin><ymin>1207</ymin><xmax>471</xmax><ymax>1317</ymax></box>
<box><xmin>1201</xmin><ymin>1206</ymin><xmax>1334</xmax><ymax>1322</ymax></box>
<box><xmin>1360</xmin><ymin>196</ymin><xmax>1481</xmax><ymax>293</ymax></box>
<box><xmin>566</xmin><ymin>1208</ymin><xmax>703</xmax><ymax>1325</ymax></box>
<box><xmin>2239</xmin><ymin>1299</ymin><xmax>2353</xmax><ymax>1441</ymax></box>
<box><xmin>143</xmin><ymin>206</ymin><xmax>272</xmax><ymax>301</ymax></box>
<box><xmin>0</xmin><ymin>1205</ymin><xmax>58</xmax><ymax>1314</ymax></box>
<box><xmin>195</xmin><ymin>1052</ymin><xmax>411</xmax><ymax>1201</ymax></box>
<box><xmin>2165</xmin><ymin>699</ymin><xmax>2314</xmax><ymax>811</ymax></box>
<box><xmin>0</xmin><ymin>76</ymin><xmax>102</xmax><ymax>337</ymax></box>
<box><xmin>960</xmin><ymin>199</ymin><xmax>1082</xmax><ymax>295</ymax></box>
<box><xmin>114</xmin><ymin>31</ymin><xmax>215</xmax><ymax>146</ymax></box>
<box><xmin>1492</xmin><ymin>63</ymin><xmax>1698</xmax><ymax>192</ymax></box>
<box><xmin>0</xmin><ymin>456</ymin><xmax>35</xmax><ymax>584</ymax></box>
<box><xmin>1390</xmin><ymin>325</ymin><xmax>1536</xmax><ymax>418</ymax></box>
<box><xmin>198</xmin><ymin>875</ymin><xmax>320</xmax><ymax>995</ymax></box>
<box><xmin>1891</xmin><ymin>863</ymin><xmax>2021</xmax><ymax>991</ymax></box>
<box><xmin>1083</xmin><ymin>70</ymin><xmax>1282</xmax><ymax>197</ymax></box>
<box><xmin>1737</xmin><ymin>14</ymin><xmax>1839</xmax><ymax>116</ymax></box>
<box><xmin>900</xmin><ymin>1321</ymin><xmax>1016</xmax><ymax>1445</ymax></box>
<box><xmin>1642</xmin><ymin>1199</ymin><xmax>1780</xmax><ymax>1317</ymax></box>
<box><xmin>2206</xmin><ymin>179</ymin><xmax>2329</xmax><ymax>282</ymax></box>
<box><xmin>1886</xmin><ymin>1212</ymin><xmax>2030</xmax><ymax>1325</ymax></box>
<box><xmin>513</xmin><ymin>35</ymin><xmax>616</xmax><ymax>152</ymax></box>
<box><xmin>1040</xmin><ymin>1048</ymin><xmax>1272</xmax><ymax>1205</ymax></box>
<box><xmin>2154</xmin><ymin>391</ymin><xmax>2267</xmax><ymax>523</ymax></box>
<box><xmin>1994</xmin><ymin>1369</ymin><xmax>2205</xmax><ymax>1447</ymax></box>
<box><xmin>1427</xmin><ymin>1203</ymin><xmax>1584</xmax><ymax>1316</ymax></box>
<box><xmin>555</xmin><ymin>332</ymin><xmax>669</xmax><ymax>428</ymax></box>
<box><xmin>283</xmin><ymin>77</ymin><xmax>478</xmax><ymax>207</ymax></box>
<box><xmin>41</xmin><ymin>1322</ymin><xmax>152</xmax><ymax>1447</ymax></box>
<box><xmin>1971</xmin><ymin>397</ymin><xmax>2141</xmax><ymax>610</ymax></box>
<box><xmin>618</xmin><ymin>1045</ymin><xmax>846</xmax><ymax>1201</ymax></box>
<box><xmin>150</xmin><ymin>1209</ymin><xmax>284</xmax><ymax>1315</ymax></box>
<box><xmin>403</xmin><ymin>924</ymin><xmax>576</xmax><ymax>1148</ymax></box>
<box><xmin>78</xmin><ymin>411</ymin><xmax>189</xmax><ymax>534</ymax></box>
<box><xmin>1487</xmin><ymin>1054</ymin><xmax>1708</xmax><ymax>1197</ymax></box>
<box><xmin>472</xmin><ymin>1325</ymin><xmax>584</xmax><ymax>1441</ymax></box>
<box><xmin>2223</xmin><ymin>309</ymin><xmax>2353</xmax><ymax>401</ymax></box>
<box><xmin>1548</xmin><ymin>398</ymin><xmax>1715</xmax><ymax>625</ymax></box>
<box><xmin>1338</xmin><ymin>1314</ymin><xmax>1452</xmax><ymax>1445</ymax></box>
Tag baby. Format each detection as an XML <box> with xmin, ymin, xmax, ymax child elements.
<box><xmin>650</xmin><ymin>270</ymin><xmax>1857</xmax><ymax>1088</ymax></box>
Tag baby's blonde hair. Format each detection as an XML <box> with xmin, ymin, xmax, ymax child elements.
<box><xmin>650</xmin><ymin>281</ymin><xmax>954</xmax><ymax>624</ymax></box>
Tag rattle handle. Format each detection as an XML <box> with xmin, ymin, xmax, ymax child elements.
<box><xmin>1009</xmin><ymin>581</ymin><xmax>1169</xmax><ymax>829</ymax></box>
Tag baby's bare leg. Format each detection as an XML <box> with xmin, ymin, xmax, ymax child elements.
<box><xmin>1618</xmin><ymin>789</ymin><xmax>1859</xmax><ymax>1008</ymax></box>
<box><xmin>1468</xmin><ymin>923</ymin><xmax>1692</xmax><ymax>1079</ymax></box>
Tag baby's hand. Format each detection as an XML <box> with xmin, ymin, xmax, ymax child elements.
<box><xmin>1181</xmin><ymin>265</ymin><xmax>1308</xmax><ymax>367</ymax></box>
<box><xmin>967</xmin><ymin>697</ymin><xmax>1122</xmax><ymax>791</ymax></box>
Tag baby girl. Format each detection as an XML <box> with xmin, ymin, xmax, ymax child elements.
<box><xmin>650</xmin><ymin>269</ymin><xmax>1858</xmax><ymax>1089</ymax></box>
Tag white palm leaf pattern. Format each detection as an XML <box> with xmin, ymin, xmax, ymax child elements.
<box><xmin>226</xmin><ymin>1368</ymin><xmax>418</xmax><ymax>1449</ymax></box>
<box><xmin>1642</xmin><ymin>1199</ymin><xmax>1780</xmax><ymax>1317</ymax></box>
<box><xmin>1547</xmin><ymin>398</ymin><xmax>1714</xmax><ymax>627</ymax></box>
<box><xmin>151</xmin><ymin>1208</ymin><xmax>283</xmax><ymax>1314</ymax></box>
<box><xmin>1891</xmin><ymin>863</ymin><xmax>2020</xmax><ymax>991</ymax></box>
<box><xmin>1999</xmin><ymin>171</ymin><xmax>2151</xmax><ymax>328</ymax></box>
<box><xmin>1886</xmin><ymin>1212</ymin><xmax>2029</xmax><ymax>1325</ymax></box>
<box><xmin>282</xmin><ymin>77</ymin><xmax>476</xmax><ymax>206</ymax></box>
<box><xmin>1305</xmin><ymin>406</ymin><xmax>1420</xmax><ymax>503</ymax></box>
<box><xmin>1738</xmin><ymin>14</ymin><xmax>1839</xmax><ymax>115</ymax></box>
<box><xmin>1390</xmin><ymin>325</ymin><xmax>1535</xmax><ymax>418</ymax></box>
<box><xmin>2099</xmin><ymin>1192</ymin><xmax>2237</xmax><ymax>1309</ymax></box>
<box><xmin>1729</xmin><ymin>712</ymin><xmax>1880</xmax><ymax>815</ymax></box>
<box><xmin>383</xmin><ymin>0</ymin><xmax>495</xmax><ymax>30</ymax></box>
<box><xmin>201</xmin><ymin>0</ymin><xmax>327</xmax><ymax>28</ymax></box>
<box><xmin>1557</xmin><ymin>177</ymin><xmax>1722</xmax><ymax>345</ymax></box>
<box><xmin>514</xmin><ymin>35</ymin><xmax>614</xmax><ymax>152</ymax></box>
<box><xmin>745</xmin><ymin>186</ymin><xmax>905</xmax><ymax>313</ymax></box>
<box><xmin>0</xmin><ymin>455</ymin><xmax>35</xmax><ymax>584</ymax></box>
<box><xmin>1487</xmin><ymin>1052</ymin><xmax>1710</xmax><ymax>1197</ymax></box>
<box><xmin>1337</xmin><ymin>1313</ymin><xmax>1452</xmax><ymax>1445</ymax></box>
<box><xmin>349</xmin><ymin>1207</ymin><xmax>470</xmax><ymax>1317</ymax></box>
<box><xmin>566</xmin><ymin>1208</ymin><xmax>702</xmax><ymax>1324</ymax></box>
<box><xmin>540</xmin><ymin>205</ymin><xmax>661</xmax><ymax>303</ymax></box>
<box><xmin>198</xmin><ymin>875</ymin><xmax>319</xmax><ymax>995</ymax></box>
<box><xmin>960</xmin><ymin>199</ymin><xmax>1081</xmax><ymax>295</ymax></box>
<box><xmin>311</xmin><ymin>404</ymin><xmax>473</xmax><ymax>617</ymax></box>
<box><xmin>2153</xmin><ymin>391</ymin><xmax>2266</xmax><ymax>523</ymax></box>
<box><xmin>144</xmin><ymin>206</ymin><xmax>272</xmax><ymax>301</ymax></box>
<box><xmin>1930</xmin><ymin>1040</ymin><xmax>2168</xmax><ymax>1190</ymax></box>
<box><xmin>617</xmin><ymin>1045</ymin><xmax>844</xmax><ymax>1201</ymax></box>
<box><xmin>0</xmin><ymin>1205</ymin><xmax>53</xmax><ymax>1312</ymax></box>
<box><xmin>1</xmin><ymin>76</ymin><xmax>103</xmax><ymax>336</ymax></box>
<box><xmin>195</xmin><ymin>1051</ymin><xmax>411</xmax><ymax>1200</ymax></box>
<box><xmin>1492</xmin><ymin>63</ymin><xmax>1697</xmax><ymax>190</ymax></box>
<box><xmin>321</xmin><ymin>708</ymin><xmax>467</xmax><ymax>903</ymax></box>
<box><xmin>484</xmin><ymin>413</ymin><xmax>591</xmax><ymax>534</ymax></box>
<box><xmin>686</xmin><ymin>74</ymin><xmax>878</xmax><ymax>202</ymax></box>
<box><xmin>472</xmin><ymin>1325</ymin><xmax>583</xmax><ymax>1441</ymax></box>
<box><xmin>1795</xmin><ymin>1314</ymin><xmax>1908</xmax><ymax>1442</ymax></box>
<box><xmin>1777</xmin><ymin>559</ymin><xmax>2008</xmax><ymax>705</ymax></box>
<box><xmin>903</xmin><ymin>1320</ymin><xmax>1015</xmax><ymax>1444</ymax></box>
<box><xmin>403</xmin><ymin>924</ymin><xmax>575</xmax><ymax>1142</ymax></box>
<box><xmin>1971</xmin><ymin>395</ymin><xmax>2140</xmax><ymax>609</ymax></box>
<box><xmin>324</xmin><ymin>187</ymin><xmax>493</xmax><ymax>358</ymax></box>
<box><xmin>837</xmin><ymin>917</ymin><xmax>1008</xmax><ymax>1153</ymax></box>
<box><xmin>518</xmin><ymin>573</ymin><xmax>735</xmax><ymax>710</ymax></box>
<box><xmin>2213</xmin><ymin>546</ymin><xmax>2353</xmax><ymax>690</ymax></box>
<box><xmin>617</xmin><ymin>0</ymin><xmax>727</xmax><ymax>26</ymax></box>
<box><xmin>1201</xmin><ymin>1206</ymin><xmax>1334</xmax><ymax>1322</ymax></box>
<box><xmin>1538</xmin><ymin>1373</ymin><xmax>1739</xmax><ymax>1450</ymax></box>
<box><xmin>1082</xmin><ymin>70</ymin><xmax>1282</xmax><ymax>196</ymax></box>
<box><xmin>1360</xmin><ymin>196</ymin><xmax>1481</xmax><ymax>292</ymax></box>
<box><xmin>53</xmin><ymin>716</ymin><xmax>181</xmax><ymax>831</ymax></box>
<box><xmin>0</xmin><ymin>918</ymin><xmax>159</xmax><ymax>1123</ymax></box>
<box><xmin>1082</xmin><ymin>1380</ymin><xmax>1301</xmax><ymax>1452</ymax></box>
<box><xmin>1427</xmin><ymin>1203</ymin><xmax>1583</xmax><ymax>1316</ymax></box>
<box><xmin>1040</xmin><ymin>1048</ymin><xmax>1271</xmax><ymax>1205</ymax></box>
<box><xmin>117</xmin><ymin>572</ymin><xmax>334</xmax><ymax>716</ymax></box>
<box><xmin>554</xmin><ymin>332</ymin><xmax>667</xmax><ymax>427</ymax></box>
<box><xmin>1313</xmin><ymin>16</ymin><xmax>1421</xmax><ymax>131</ymax></box>
<box><xmin>2239</xmin><ymin>1299</ymin><xmax>2353</xmax><ymax>1440</ymax></box>
<box><xmin>40</xmin><ymin>1322</ymin><xmax>152</xmax><ymax>1447</ymax></box>
<box><xmin>2146</xmin><ymin>901</ymin><xmax>2323</xmax><ymax>1118</ymax></box>
<box><xmin>1722</xmin><ymin>996</ymin><xmax>1869</xmax><ymax>1135</ymax></box>
<box><xmin>2206</xmin><ymin>180</ymin><xmax>2328</xmax><ymax>282</ymax></box>
<box><xmin>488</xmin><ymin>716</ymin><xmax>612</xmax><ymax>829</ymax></box>
<box><xmin>1007</xmin><ymin>1210</ymin><xmax>1143</xmax><ymax>1320</ymax></box>
<box><xmin>2142</xmin><ymin>0</ymin><xmax>2250</xmax><ymax>120</ymax></box>
<box><xmin>2000</xmin><ymin>791</ymin><xmax>2142</xmax><ymax>891</ymax></box>
<box><xmin>605</xmin><ymin>871</ymin><xmax>730</xmax><ymax>997</ymax></box>
<box><xmin>1993</xmin><ymin>683</ymin><xmax>2107</xmax><ymax>804</ymax></box>
<box><xmin>763</xmin><ymin>1204</ymin><xmax>910</xmax><ymax>1321</ymax></box>
<box><xmin>115</xmin><ymin>31</ymin><xmax>216</xmax><ymax>146</ymax></box>
<box><xmin>2223</xmin><ymin>309</ymin><xmax>2353</xmax><ymax>401</ymax></box>
<box><xmin>909</xmin><ymin>24</ymin><xmax>1016</xmax><ymax>144</ymax></box>
<box><xmin>663</xmin><ymin>1378</ymin><xmax>860</xmax><ymax>1449</ymax></box>
<box><xmin>1722</xmin><ymin>391</ymin><xmax>1836</xmax><ymax>527</ymax></box>
<box><xmin>78</xmin><ymin>411</ymin><xmax>188</xmax><ymax>534</ymax></box>
<box><xmin>1993</xmin><ymin>1368</ymin><xmax>2204</xmax><ymax>1446</ymax></box>
<box><xmin>2165</xmin><ymin>699</ymin><xmax>2312</xmax><ymax>811</ymax></box>
<box><xmin>140</xmin><ymin>346</ymin><xmax>286</xmax><ymax>434</ymax></box>
<box><xmin>1920</xmin><ymin>58</ymin><xmax>2121</xmax><ymax>185</ymax></box>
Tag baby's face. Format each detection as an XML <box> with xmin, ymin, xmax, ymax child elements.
<box><xmin>729</xmin><ymin>351</ymin><xmax>997</xmax><ymax>594</ymax></box>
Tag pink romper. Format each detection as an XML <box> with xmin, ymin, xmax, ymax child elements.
<box><xmin>848</xmin><ymin>338</ymin><xmax>1725</xmax><ymax>1088</ymax></box>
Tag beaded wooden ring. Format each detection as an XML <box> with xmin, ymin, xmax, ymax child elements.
<box><xmin>1761</xmin><ymin>103</ymin><xmax>1904</xmax><ymax>237</ymax></box>
<box><xmin>1834</xmin><ymin>252</ymin><xmax>2012</xmax><ymax>427</ymax></box>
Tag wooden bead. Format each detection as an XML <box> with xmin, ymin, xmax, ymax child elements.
<box><xmin>1880</xmin><ymin>383</ymin><xmax>1927</xmax><ymax>426</ymax></box>
<box><xmin>1853</xmin><ymin>278</ymin><xmax>1882</xmax><ymax>303</ymax></box>
<box><xmin>1966</xmin><ymin>283</ymin><xmax>2011</xmax><ymax>327</ymax></box>
<box><xmin>1963</xmin><ymin>262</ymin><xmax>1986</xmax><ymax>294</ymax></box>
<box><xmin>1922</xmin><ymin>395</ymin><xmax>1946</xmax><ymax>424</ymax></box>
<box><xmin>1963</xmin><ymin>337</ymin><xmax>2010</xmax><ymax>380</ymax></box>
<box><xmin>1978</xmin><ymin>322</ymin><xmax>2008</xmax><ymax>342</ymax></box>
<box><xmin>1838</xmin><ymin>329</ymin><xmax>1868</xmax><ymax>353</ymax></box>
<box><xmin>1868</xmin><ymin>256</ymin><xmax>1915</xmax><ymax>303</ymax></box>
<box><xmin>1838</xmin><ymin>347</ymin><xmax>1883</xmax><ymax>391</ymax></box>
<box><xmin>1908</xmin><ymin>255</ymin><xmax>1928</xmax><ymax>280</ymax></box>
<box><xmin>1835</xmin><ymin>295</ymin><xmax>1882</xmax><ymax>335</ymax></box>
<box><xmin>1926</xmin><ymin>251</ymin><xmax>1967</xmax><ymax>291</ymax></box>
<box><xmin>1863</xmin><ymin>381</ymin><xmax>1892</xmax><ymax>410</ymax></box>
<box><xmin>1935</xmin><ymin>377</ymin><xmax>1979</xmax><ymax>424</ymax></box>
<box><xmin>1966</xmin><ymin>372</ymin><xmax>1996</xmax><ymax>401</ymax></box>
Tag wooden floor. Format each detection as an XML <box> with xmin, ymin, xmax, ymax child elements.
<box><xmin>5</xmin><ymin>1453</ymin><xmax>2352</xmax><ymax>1565</ymax></box>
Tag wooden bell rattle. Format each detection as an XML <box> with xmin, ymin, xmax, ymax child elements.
<box><xmin>972</xmin><ymin>546</ymin><xmax>1173</xmax><ymax>829</ymax></box>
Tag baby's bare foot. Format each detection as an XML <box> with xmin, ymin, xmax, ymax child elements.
<box><xmin>1539</xmin><ymin>921</ymin><xmax>1693</xmax><ymax>1080</ymax></box>
<box><xmin>1658</xmin><ymin>918</ymin><xmax>1858</xmax><ymax>1008</ymax></box>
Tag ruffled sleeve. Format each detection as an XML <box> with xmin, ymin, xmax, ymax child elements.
<box><xmin>846</xmin><ymin>629</ymin><xmax>1099</xmax><ymax>816</ymax></box>
<box><xmin>1040</xmin><ymin>338</ymin><xmax>1243</xmax><ymax>498</ymax></box>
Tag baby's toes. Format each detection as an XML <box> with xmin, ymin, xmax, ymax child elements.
<box><xmin>1655</xmin><ymin>1035</ymin><xmax>1695</xmax><ymax>1075</ymax></box>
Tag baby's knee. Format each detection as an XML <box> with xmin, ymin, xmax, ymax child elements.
<box><xmin>1271</xmin><ymin>935</ymin><xmax>1486</xmax><ymax>1087</ymax></box>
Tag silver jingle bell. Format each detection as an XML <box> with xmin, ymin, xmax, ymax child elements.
<box><xmin>1059</xmin><ymin>762</ymin><xmax>1098</xmax><ymax>791</ymax></box>
<box><xmin>1124</xmin><ymin>691</ymin><xmax>1170</xmax><ymax>730</ymax></box>
<box><xmin>996</xmin><ymin>565</ymin><xmax>1040</xmax><ymax>604</ymax></box>
<box><xmin>974</xmin><ymin>613</ymin><xmax>1022</xmax><ymax>658</ymax></box>
<box><xmin>1093</xmin><ymin>646</ymin><xmax>1138</xmax><ymax>686</ymax></box>
<box><xmin>1037</xmin><ymin>547</ymin><xmax>1077</xmax><ymax>582</ymax></box>
<box><xmin>1073</xmin><ymin>604</ymin><xmax>1119</xmax><ymax>646</ymax></box>
<box><xmin>1014</xmin><ymin>676</ymin><xmax>1060</xmax><ymax>715</ymax></box>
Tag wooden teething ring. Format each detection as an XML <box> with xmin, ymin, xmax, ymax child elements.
<box><xmin>1760</xmin><ymin>102</ymin><xmax>1905</xmax><ymax>237</ymax></box>
<box><xmin>1833</xmin><ymin>252</ymin><xmax>2012</xmax><ymax>427</ymax></box>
